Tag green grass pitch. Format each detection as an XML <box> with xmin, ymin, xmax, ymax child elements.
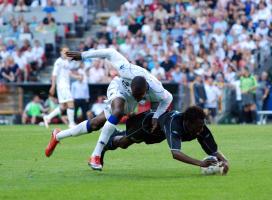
<box><xmin>0</xmin><ymin>125</ymin><xmax>271</xmax><ymax>200</ymax></box>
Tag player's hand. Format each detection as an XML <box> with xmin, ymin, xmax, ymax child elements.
<box><xmin>220</xmin><ymin>161</ymin><xmax>229</xmax><ymax>175</ymax></box>
<box><xmin>151</xmin><ymin>118</ymin><xmax>158</xmax><ymax>133</ymax></box>
<box><xmin>49</xmin><ymin>86</ymin><xmax>55</xmax><ymax>96</ymax></box>
<box><xmin>200</xmin><ymin>159</ymin><xmax>217</xmax><ymax>168</ymax></box>
<box><xmin>66</xmin><ymin>51</ymin><xmax>82</xmax><ymax>61</ymax></box>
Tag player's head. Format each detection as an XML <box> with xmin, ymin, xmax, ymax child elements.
<box><xmin>33</xmin><ymin>95</ymin><xmax>40</xmax><ymax>103</ymax></box>
<box><xmin>131</xmin><ymin>76</ymin><xmax>148</xmax><ymax>102</ymax></box>
<box><xmin>183</xmin><ymin>106</ymin><xmax>206</xmax><ymax>135</ymax></box>
<box><xmin>60</xmin><ymin>46</ymin><xmax>69</xmax><ymax>59</ymax></box>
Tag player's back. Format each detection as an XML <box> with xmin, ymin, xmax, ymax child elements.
<box><xmin>119</xmin><ymin>63</ymin><xmax>167</xmax><ymax>100</ymax></box>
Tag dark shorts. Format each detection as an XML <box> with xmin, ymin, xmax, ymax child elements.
<box><xmin>105</xmin><ymin>111</ymin><xmax>166</xmax><ymax>150</ymax></box>
<box><xmin>242</xmin><ymin>93</ymin><xmax>255</xmax><ymax>106</ymax></box>
<box><xmin>125</xmin><ymin>111</ymin><xmax>166</xmax><ymax>144</ymax></box>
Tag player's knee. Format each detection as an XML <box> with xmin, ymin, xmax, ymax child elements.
<box><xmin>119</xmin><ymin>138</ymin><xmax>132</xmax><ymax>149</ymax></box>
<box><xmin>119</xmin><ymin>142</ymin><xmax>130</xmax><ymax>149</ymax></box>
<box><xmin>111</xmin><ymin>108</ymin><xmax>124</xmax><ymax>120</ymax></box>
<box><xmin>90</xmin><ymin>119</ymin><xmax>101</xmax><ymax>130</ymax></box>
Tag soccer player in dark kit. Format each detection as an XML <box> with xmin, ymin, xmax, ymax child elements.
<box><xmin>101</xmin><ymin>106</ymin><xmax>229</xmax><ymax>174</ymax></box>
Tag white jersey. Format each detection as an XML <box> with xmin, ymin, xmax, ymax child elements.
<box><xmin>52</xmin><ymin>57</ymin><xmax>78</xmax><ymax>90</ymax></box>
<box><xmin>82</xmin><ymin>48</ymin><xmax>173</xmax><ymax>118</ymax></box>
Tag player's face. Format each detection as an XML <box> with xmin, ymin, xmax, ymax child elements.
<box><xmin>132</xmin><ymin>90</ymin><xmax>146</xmax><ymax>102</ymax></box>
<box><xmin>61</xmin><ymin>48</ymin><xmax>69</xmax><ymax>58</ymax></box>
<box><xmin>185</xmin><ymin>120</ymin><xmax>204</xmax><ymax>135</ymax></box>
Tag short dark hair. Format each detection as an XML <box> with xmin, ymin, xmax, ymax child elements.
<box><xmin>183</xmin><ymin>106</ymin><xmax>206</xmax><ymax>123</ymax></box>
<box><xmin>131</xmin><ymin>76</ymin><xmax>147</xmax><ymax>91</ymax></box>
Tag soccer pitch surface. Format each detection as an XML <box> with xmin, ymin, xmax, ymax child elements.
<box><xmin>0</xmin><ymin>125</ymin><xmax>271</xmax><ymax>200</ymax></box>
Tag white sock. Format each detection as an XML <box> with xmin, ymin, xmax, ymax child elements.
<box><xmin>56</xmin><ymin>120</ymin><xmax>88</xmax><ymax>141</ymax></box>
<box><xmin>67</xmin><ymin>108</ymin><xmax>75</xmax><ymax>125</ymax></box>
<box><xmin>46</xmin><ymin>107</ymin><xmax>61</xmax><ymax>121</ymax></box>
<box><xmin>92</xmin><ymin>121</ymin><xmax>116</xmax><ymax>157</ymax></box>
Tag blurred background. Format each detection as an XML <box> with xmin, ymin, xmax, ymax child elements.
<box><xmin>0</xmin><ymin>0</ymin><xmax>272</xmax><ymax>125</ymax></box>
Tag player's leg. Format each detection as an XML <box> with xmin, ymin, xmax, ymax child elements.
<box><xmin>45</xmin><ymin>111</ymin><xmax>107</xmax><ymax>157</ymax></box>
<box><xmin>67</xmin><ymin>100</ymin><xmax>76</xmax><ymax>128</ymax></box>
<box><xmin>90</xmin><ymin>97</ymin><xmax>125</xmax><ymax>170</ymax></box>
<box><xmin>43</xmin><ymin>106</ymin><xmax>61</xmax><ymax>128</ymax></box>
<box><xmin>31</xmin><ymin>116</ymin><xmax>36</xmax><ymax>124</ymax></box>
<box><xmin>22</xmin><ymin>113</ymin><xmax>28</xmax><ymax>124</ymax></box>
<box><xmin>101</xmin><ymin>131</ymin><xmax>134</xmax><ymax>167</ymax></box>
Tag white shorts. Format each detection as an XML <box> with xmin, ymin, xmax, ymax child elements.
<box><xmin>57</xmin><ymin>88</ymin><xmax>73</xmax><ymax>104</ymax></box>
<box><xmin>103</xmin><ymin>77</ymin><xmax>137</xmax><ymax>119</ymax></box>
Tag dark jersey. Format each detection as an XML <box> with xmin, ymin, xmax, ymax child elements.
<box><xmin>105</xmin><ymin>111</ymin><xmax>218</xmax><ymax>156</ymax></box>
<box><xmin>158</xmin><ymin>111</ymin><xmax>218</xmax><ymax>155</ymax></box>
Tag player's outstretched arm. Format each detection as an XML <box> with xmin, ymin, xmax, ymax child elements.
<box><xmin>67</xmin><ymin>48</ymin><xmax>129</xmax><ymax>69</ymax></box>
<box><xmin>171</xmin><ymin>150</ymin><xmax>217</xmax><ymax>167</ymax></box>
<box><xmin>152</xmin><ymin>91</ymin><xmax>173</xmax><ymax>132</ymax></box>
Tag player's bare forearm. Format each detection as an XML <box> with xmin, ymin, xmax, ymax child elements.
<box><xmin>172</xmin><ymin>151</ymin><xmax>201</xmax><ymax>166</ymax></box>
<box><xmin>171</xmin><ymin>150</ymin><xmax>212</xmax><ymax>167</ymax></box>
<box><xmin>49</xmin><ymin>76</ymin><xmax>56</xmax><ymax>96</ymax></box>
<box><xmin>66</xmin><ymin>51</ymin><xmax>82</xmax><ymax>61</ymax></box>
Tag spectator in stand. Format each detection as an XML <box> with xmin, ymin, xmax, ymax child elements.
<box><xmin>31</xmin><ymin>40</ymin><xmax>45</xmax><ymax>69</ymax></box>
<box><xmin>0</xmin><ymin>0</ymin><xmax>13</xmax><ymax>16</ymax></box>
<box><xmin>71</xmin><ymin>63</ymin><xmax>90</xmax><ymax>122</ymax></box>
<box><xmin>256</xmin><ymin>71</ymin><xmax>271</xmax><ymax>124</ymax></box>
<box><xmin>123</xmin><ymin>0</ymin><xmax>138</xmax><ymax>15</ymax></box>
<box><xmin>160</xmin><ymin>54</ymin><xmax>175</xmax><ymax>72</ymax></box>
<box><xmin>107</xmin><ymin>9</ymin><xmax>122</xmax><ymax>31</ymax></box>
<box><xmin>87</xmin><ymin>59</ymin><xmax>106</xmax><ymax>83</ymax></box>
<box><xmin>42</xmin><ymin>13</ymin><xmax>57</xmax><ymax>33</ymax></box>
<box><xmin>204</xmin><ymin>76</ymin><xmax>221</xmax><ymax>123</ymax></box>
<box><xmin>240</xmin><ymin>67</ymin><xmax>257</xmax><ymax>123</ymax></box>
<box><xmin>14</xmin><ymin>0</ymin><xmax>28</xmax><ymax>12</ymax></box>
<box><xmin>171</xmin><ymin>64</ymin><xmax>185</xmax><ymax>83</ymax></box>
<box><xmin>0</xmin><ymin>45</ymin><xmax>10</xmax><ymax>61</ymax></box>
<box><xmin>42</xmin><ymin>0</ymin><xmax>56</xmax><ymax>13</ymax></box>
<box><xmin>151</xmin><ymin>62</ymin><xmax>165</xmax><ymax>81</ymax></box>
<box><xmin>87</xmin><ymin>95</ymin><xmax>106</xmax><ymax>119</ymax></box>
<box><xmin>14</xmin><ymin>49</ymin><xmax>28</xmax><ymax>81</ymax></box>
<box><xmin>193</xmin><ymin>75</ymin><xmax>207</xmax><ymax>109</ymax></box>
<box><xmin>128</xmin><ymin>17</ymin><xmax>141</xmax><ymax>35</ymax></box>
<box><xmin>5</xmin><ymin>56</ymin><xmax>21</xmax><ymax>82</ymax></box>
<box><xmin>153</xmin><ymin>4</ymin><xmax>168</xmax><ymax>22</ymax></box>
<box><xmin>22</xmin><ymin>95</ymin><xmax>45</xmax><ymax>124</ymax></box>
<box><xmin>0</xmin><ymin>58</ymin><xmax>15</xmax><ymax>82</ymax></box>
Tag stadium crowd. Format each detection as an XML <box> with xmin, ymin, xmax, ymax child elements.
<box><xmin>70</xmin><ymin>0</ymin><xmax>272</xmax><ymax>124</ymax></box>
<box><xmin>1</xmin><ymin>0</ymin><xmax>272</xmax><ymax>124</ymax></box>
<box><xmin>0</xmin><ymin>0</ymin><xmax>85</xmax><ymax>82</ymax></box>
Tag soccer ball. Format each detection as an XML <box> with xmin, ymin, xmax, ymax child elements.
<box><xmin>200</xmin><ymin>156</ymin><xmax>223</xmax><ymax>175</ymax></box>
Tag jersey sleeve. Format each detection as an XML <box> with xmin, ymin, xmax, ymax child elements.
<box><xmin>165</xmin><ymin>129</ymin><xmax>182</xmax><ymax>151</ymax></box>
<box><xmin>81</xmin><ymin>48</ymin><xmax>129</xmax><ymax>71</ymax></box>
<box><xmin>162</xmin><ymin>117</ymin><xmax>182</xmax><ymax>151</ymax></box>
<box><xmin>197</xmin><ymin>125</ymin><xmax>218</xmax><ymax>155</ymax></box>
<box><xmin>52</xmin><ymin>59</ymin><xmax>61</xmax><ymax>76</ymax></box>
<box><xmin>153</xmin><ymin>88</ymin><xmax>173</xmax><ymax>119</ymax></box>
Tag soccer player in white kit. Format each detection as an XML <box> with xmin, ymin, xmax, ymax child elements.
<box><xmin>45</xmin><ymin>48</ymin><xmax>173</xmax><ymax>171</ymax></box>
<box><xmin>43</xmin><ymin>47</ymin><xmax>80</xmax><ymax>128</ymax></box>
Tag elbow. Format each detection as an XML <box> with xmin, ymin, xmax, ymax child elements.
<box><xmin>171</xmin><ymin>151</ymin><xmax>179</xmax><ymax>160</ymax></box>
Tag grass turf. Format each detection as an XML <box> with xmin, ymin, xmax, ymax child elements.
<box><xmin>0</xmin><ymin>125</ymin><xmax>271</xmax><ymax>200</ymax></box>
